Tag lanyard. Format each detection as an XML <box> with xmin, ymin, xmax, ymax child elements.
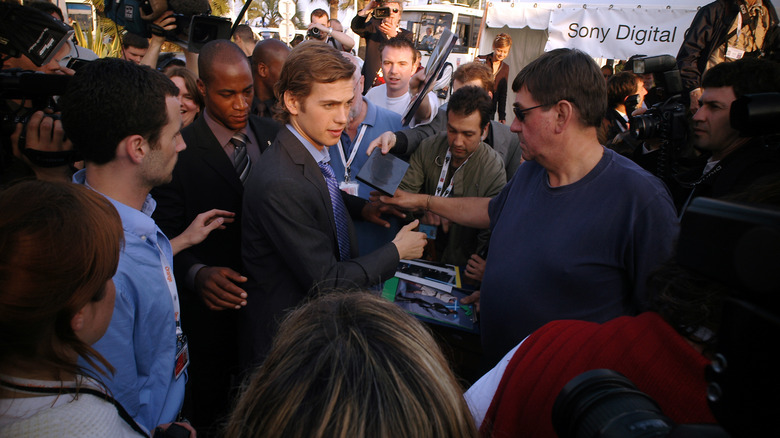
<box><xmin>155</xmin><ymin>241</ymin><xmax>183</xmax><ymax>336</ymax></box>
<box><xmin>434</xmin><ymin>149</ymin><xmax>471</xmax><ymax>198</ymax></box>
<box><xmin>336</xmin><ymin>125</ymin><xmax>368</xmax><ymax>182</ymax></box>
<box><xmin>736</xmin><ymin>0</ymin><xmax>763</xmax><ymax>45</ymax></box>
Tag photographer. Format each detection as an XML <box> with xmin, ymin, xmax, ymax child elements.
<box><xmin>674</xmin><ymin>57</ymin><xmax>780</xmax><ymax>212</ymax></box>
<box><xmin>1</xmin><ymin>3</ymin><xmax>76</xmax><ymax>183</ymax></box>
<box><xmin>308</xmin><ymin>9</ymin><xmax>354</xmax><ymax>52</ymax></box>
<box><xmin>141</xmin><ymin>11</ymin><xmax>199</xmax><ymax>77</ymax></box>
<box><xmin>351</xmin><ymin>0</ymin><xmax>413</xmax><ymax>94</ymax></box>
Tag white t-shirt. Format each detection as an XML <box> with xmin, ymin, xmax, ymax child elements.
<box><xmin>364</xmin><ymin>84</ymin><xmax>439</xmax><ymax>126</ymax></box>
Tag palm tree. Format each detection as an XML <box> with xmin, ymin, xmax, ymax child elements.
<box><xmin>244</xmin><ymin>0</ymin><xmax>305</xmax><ymax>27</ymax></box>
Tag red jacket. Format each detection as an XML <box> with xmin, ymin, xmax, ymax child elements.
<box><xmin>481</xmin><ymin>312</ymin><xmax>716</xmax><ymax>437</ymax></box>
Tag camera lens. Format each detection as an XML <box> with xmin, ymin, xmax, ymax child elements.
<box><xmin>631</xmin><ymin>113</ymin><xmax>660</xmax><ymax>140</ymax></box>
<box><xmin>553</xmin><ymin>369</ymin><xmax>674</xmax><ymax>438</ymax></box>
<box><xmin>307</xmin><ymin>27</ymin><xmax>321</xmax><ymax>39</ymax></box>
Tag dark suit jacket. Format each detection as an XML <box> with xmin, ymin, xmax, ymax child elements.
<box><xmin>150</xmin><ymin>114</ymin><xmax>279</xmax><ymax>432</ymax></box>
<box><xmin>241</xmin><ymin>126</ymin><xmax>399</xmax><ymax>364</ymax></box>
<box><xmin>153</xmin><ymin>114</ymin><xmax>279</xmax><ymax>283</ymax></box>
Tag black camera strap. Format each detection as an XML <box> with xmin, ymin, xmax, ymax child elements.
<box><xmin>0</xmin><ymin>379</ymin><xmax>149</xmax><ymax>437</ymax></box>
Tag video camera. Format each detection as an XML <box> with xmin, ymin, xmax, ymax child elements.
<box><xmin>105</xmin><ymin>0</ymin><xmax>230</xmax><ymax>53</ymax></box>
<box><xmin>553</xmin><ymin>197</ymin><xmax>780</xmax><ymax>437</ymax></box>
<box><xmin>1</xmin><ymin>3</ymin><xmax>78</xmax><ymax>168</ymax></box>
<box><xmin>373</xmin><ymin>6</ymin><xmax>392</xmax><ymax>19</ymax></box>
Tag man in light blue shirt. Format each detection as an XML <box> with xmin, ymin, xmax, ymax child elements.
<box><xmin>330</xmin><ymin>53</ymin><xmax>405</xmax><ymax>255</ymax></box>
<box><xmin>61</xmin><ymin>58</ymin><xmax>208</xmax><ymax>434</ymax></box>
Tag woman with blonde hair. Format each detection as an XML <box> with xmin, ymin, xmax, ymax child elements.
<box><xmin>225</xmin><ymin>292</ymin><xmax>478</xmax><ymax>438</ymax></box>
<box><xmin>478</xmin><ymin>33</ymin><xmax>512</xmax><ymax>124</ymax></box>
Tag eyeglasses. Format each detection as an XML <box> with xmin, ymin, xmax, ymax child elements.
<box><xmin>513</xmin><ymin>104</ymin><xmax>545</xmax><ymax>122</ymax></box>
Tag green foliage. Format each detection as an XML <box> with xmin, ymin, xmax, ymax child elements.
<box><xmin>245</xmin><ymin>0</ymin><xmax>305</xmax><ymax>28</ymax></box>
<box><xmin>74</xmin><ymin>1</ymin><xmax>123</xmax><ymax>58</ymax></box>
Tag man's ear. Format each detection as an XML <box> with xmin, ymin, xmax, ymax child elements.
<box><xmin>257</xmin><ymin>62</ymin><xmax>268</xmax><ymax>79</ymax></box>
<box><xmin>119</xmin><ymin>135</ymin><xmax>148</xmax><ymax>165</ymax></box>
<box><xmin>283</xmin><ymin>91</ymin><xmax>300</xmax><ymax>116</ymax></box>
<box><xmin>553</xmin><ymin>100</ymin><xmax>575</xmax><ymax>134</ymax></box>
<box><xmin>481</xmin><ymin>122</ymin><xmax>490</xmax><ymax>141</ymax></box>
<box><xmin>197</xmin><ymin>78</ymin><xmax>206</xmax><ymax>97</ymax></box>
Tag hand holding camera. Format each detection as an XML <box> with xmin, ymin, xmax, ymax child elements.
<box><xmin>306</xmin><ymin>22</ymin><xmax>329</xmax><ymax>41</ymax></box>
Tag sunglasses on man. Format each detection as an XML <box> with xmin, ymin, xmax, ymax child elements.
<box><xmin>513</xmin><ymin>104</ymin><xmax>544</xmax><ymax>122</ymax></box>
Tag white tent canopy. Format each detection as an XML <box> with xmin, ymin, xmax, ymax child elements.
<box><xmin>478</xmin><ymin>0</ymin><xmax>708</xmax><ymax>123</ymax></box>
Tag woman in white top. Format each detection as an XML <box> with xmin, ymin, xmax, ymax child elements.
<box><xmin>0</xmin><ymin>181</ymin><xmax>143</xmax><ymax>437</ymax></box>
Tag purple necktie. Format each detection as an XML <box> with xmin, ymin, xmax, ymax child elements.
<box><xmin>318</xmin><ymin>161</ymin><xmax>351</xmax><ymax>261</ymax></box>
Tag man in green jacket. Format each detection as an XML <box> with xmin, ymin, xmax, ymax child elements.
<box><xmin>399</xmin><ymin>86</ymin><xmax>506</xmax><ymax>276</ymax></box>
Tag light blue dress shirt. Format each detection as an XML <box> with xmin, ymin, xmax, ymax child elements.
<box><xmin>328</xmin><ymin>100</ymin><xmax>404</xmax><ymax>255</ymax></box>
<box><xmin>74</xmin><ymin>170</ymin><xmax>186</xmax><ymax>433</ymax></box>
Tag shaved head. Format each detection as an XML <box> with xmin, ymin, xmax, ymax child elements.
<box><xmin>251</xmin><ymin>38</ymin><xmax>291</xmax><ymax>71</ymax></box>
<box><xmin>199</xmin><ymin>40</ymin><xmax>251</xmax><ymax>85</ymax></box>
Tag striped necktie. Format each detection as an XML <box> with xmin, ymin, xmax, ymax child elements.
<box><xmin>231</xmin><ymin>132</ymin><xmax>251</xmax><ymax>184</ymax></box>
<box><xmin>318</xmin><ymin>161</ymin><xmax>351</xmax><ymax>261</ymax></box>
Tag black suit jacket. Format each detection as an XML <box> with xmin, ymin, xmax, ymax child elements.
<box><xmin>241</xmin><ymin>126</ymin><xmax>399</xmax><ymax>364</ymax></box>
<box><xmin>153</xmin><ymin>114</ymin><xmax>279</xmax><ymax>283</ymax></box>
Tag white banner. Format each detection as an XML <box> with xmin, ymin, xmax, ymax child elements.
<box><xmin>545</xmin><ymin>8</ymin><xmax>699</xmax><ymax>59</ymax></box>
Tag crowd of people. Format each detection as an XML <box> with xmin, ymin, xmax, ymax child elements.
<box><xmin>1</xmin><ymin>0</ymin><xmax>779</xmax><ymax>436</ymax></box>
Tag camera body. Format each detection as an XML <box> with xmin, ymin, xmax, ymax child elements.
<box><xmin>0</xmin><ymin>70</ymin><xmax>78</xmax><ymax>167</ymax></box>
<box><xmin>631</xmin><ymin>100</ymin><xmax>687</xmax><ymax>142</ymax></box>
<box><xmin>307</xmin><ymin>26</ymin><xmax>326</xmax><ymax>40</ymax></box>
<box><xmin>628</xmin><ymin>55</ymin><xmax>686</xmax><ymax>143</ymax></box>
<box><xmin>105</xmin><ymin>0</ymin><xmax>229</xmax><ymax>53</ymax></box>
<box><xmin>373</xmin><ymin>6</ymin><xmax>391</xmax><ymax>18</ymax></box>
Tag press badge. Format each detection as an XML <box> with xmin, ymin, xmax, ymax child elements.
<box><xmin>725</xmin><ymin>47</ymin><xmax>745</xmax><ymax>60</ymax></box>
<box><xmin>174</xmin><ymin>334</ymin><xmax>189</xmax><ymax>379</ymax></box>
<box><xmin>340</xmin><ymin>181</ymin><xmax>359</xmax><ymax>196</ymax></box>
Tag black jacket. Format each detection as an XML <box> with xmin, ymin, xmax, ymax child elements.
<box><xmin>676</xmin><ymin>0</ymin><xmax>779</xmax><ymax>94</ymax></box>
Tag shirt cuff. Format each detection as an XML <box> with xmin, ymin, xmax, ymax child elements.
<box><xmin>187</xmin><ymin>263</ymin><xmax>207</xmax><ymax>291</ymax></box>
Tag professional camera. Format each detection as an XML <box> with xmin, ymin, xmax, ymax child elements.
<box><xmin>373</xmin><ymin>6</ymin><xmax>391</xmax><ymax>18</ymax></box>
<box><xmin>730</xmin><ymin>92</ymin><xmax>780</xmax><ymax>137</ymax></box>
<box><xmin>629</xmin><ymin>55</ymin><xmax>686</xmax><ymax>142</ymax></box>
<box><xmin>624</xmin><ymin>55</ymin><xmax>688</xmax><ymax>180</ymax></box>
<box><xmin>554</xmin><ymin>197</ymin><xmax>780</xmax><ymax>437</ymax></box>
<box><xmin>0</xmin><ymin>71</ymin><xmax>76</xmax><ymax>168</ymax></box>
<box><xmin>553</xmin><ymin>369</ymin><xmax>727</xmax><ymax>438</ymax></box>
<box><xmin>0</xmin><ymin>2</ymin><xmax>73</xmax><ymax>67</ymax></box>
<box><xmin>104</xmin><ymin>0</ymin><xmax>230</xmax><ymax>52</ymax></box>
<box><xmin>1</xmin><ymin>4</ymin><xmax>79</xmax><ymax>169</ymax></box>
<box><xmin>307</xmin><ymin>26</ymin><xmax>325</xmax><ymax>40</ymax></box>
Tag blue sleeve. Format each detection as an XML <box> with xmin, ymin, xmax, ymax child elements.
<box><xmin>628</xmin><ymin>187</ymin><xmax>679</xmax><ymax>310</ymax></box>
<box><xmin>488</xmin><ymin>177</ymin><xmax>515</xmax><ymax>232</ymax></box>
<box><xmin>87</xmin><ymin>273</ymin><xmax>152</xmax><ymax>432</ymax></box>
